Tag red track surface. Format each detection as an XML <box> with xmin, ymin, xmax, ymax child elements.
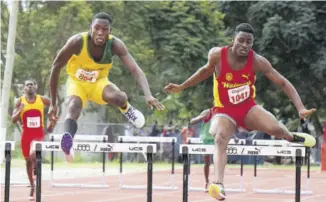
<box><xmin>2</xmin><ymin>167</ymin><xmax>326</xmax><ymax>202</ymax></box>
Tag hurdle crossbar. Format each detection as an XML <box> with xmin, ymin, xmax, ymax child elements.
<box><xmin>49</xmin><ymin>134</ymin><xmax>108</xmax><ymax>142</ymax></box>
<box><xmin>186</xmin><ymin>137</ymin><xmax>244</xmax><ymax>145</ymax></box>
<box><xmin>48</xmin><ymin>134</ymin><xmax>109</xmax><ymax>189</ymax></box>
<box><xmin>118</xmin><ymin>136</ymin><xmax>178</xmax><ymax>191</ymax></box>
<box><xmin>185</xmin><ymin>138</ymin><xmax>246</xmax><ymax>193</ymax></box>
<box><xmin>32</xmin><ymin>141</ymin><xmax>156</xmax><ymax>202</ymax></box>
<box><xmin>180</xmin><ymin>144</ymin><xmax>306</xmax><ymax>202</ymax></box>
<box><xmin>252</xmin><ymin>139</ymin><xmax>313</xmax><ymax>195</ymax></box>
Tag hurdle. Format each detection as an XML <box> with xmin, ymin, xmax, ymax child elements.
<box><xmin>180</xmin><ymin>144</ymin><xmax>306</xmax><ymax>202</ymax></box>
<box><xmin>252</xmin><ymin>138</ymin><xmax>313</xmax><ymax>195</ymax></box>
<box><xmin>185</xmin><ymin>138</ymin><xmax>246</xmax><ymax>193</ymax></box>
<box><xmin>0</xmin><ymin>140</ymin><xmax>31</xmax><ymax>187</ymax></box>
<box><xmin>118</xmin><ymin>136</ymin><xmax>178</xmax><ymax>190</ymax></box>
<box><xmin>48</xmin><ymin>134</ymin><xmax>108</xmax><ymax>188</ymax></box>
<box><xmin>1</xmin><ymin>141</ymin><xmax>16</xmax><ymax>202</ymax></box>
<box><xmin>31</xmin><ymin>141</ymin><xmax>156</xmax><ymax>202</ymax></box>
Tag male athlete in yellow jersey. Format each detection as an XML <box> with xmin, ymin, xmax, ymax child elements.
<box><xmin>48</xmin><ymin>12</ymin><xmax>164</xmax><ymax>162</ymax></box>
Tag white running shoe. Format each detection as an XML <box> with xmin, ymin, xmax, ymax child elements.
<box><xmin>121</xmin><ymin>103</ymin><xmax>145</xmax><ymax>128</ymax></box>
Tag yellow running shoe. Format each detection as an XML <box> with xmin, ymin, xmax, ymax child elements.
<box><xmin>208</xmin><ymin>183</ymin><xmax>226</xmax><ymax>201</ymax></box>
<box><xmin>291</xmin><ymin>132</ymin><xmax>316</xmax><ymax>147</ymax></box>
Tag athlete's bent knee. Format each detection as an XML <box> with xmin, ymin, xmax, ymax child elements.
<box><xmin>214</xmin><ymin>131</ymin><xmax>230</xmax><ymax>149</ymax></box>
<box><xmin>115</xmin><ymin>91</ymin><xmax>128</xmax><ymax>107</ymax></box>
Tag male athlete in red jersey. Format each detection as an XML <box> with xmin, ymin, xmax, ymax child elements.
<box><xmin>11</xmin><ymin>79</ymin><xmax>56</xmax><ymax>200</ymax></box>
<box><xmin>164</xmin><ymin>23</ymin><xmax>316</xmax><ymax>200</ymax></box>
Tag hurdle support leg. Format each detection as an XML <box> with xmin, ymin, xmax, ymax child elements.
<box><xmin>50</xmin><ymin>136</ymin><xmax>54</xmax><ymax>186</ymax></box>
<box><xmin>147</xmin><ymin>145</ymin><xmax>153</xmax><ymax>202</ymax></box>
<box><xmin>295</xmin><ymin>149</ymin><xmax>302</xmax><ymax>202</ymax></box>
<box><xmin>102</xmin><ymin>137</ymin><xmax>107</xmax><ymax>186</ymax></box>
<box><xmin>36</xmin><ymin>143</ymin><xmax>42</xmax><ymax>202</ymax></box>
<box><xmin>305</xmin><ymin>147</ymin><xmax>311</xmax><ymax>192</ymax></box>
<box><xmin>171</xmin><ymin>139</ymin><xmax>175</xmax><ymax>187</ymax></box>
<box><xmin>119</xmin><ymin>139</ymin><xmax>123</xmax><ymax>188</ymax></box>
<box><xmin>182</xmin><ymin>147</ymin><xmax>189</xmax><ymax>202</ymax></box>
<box><xmin>4</xmin><ymin>142</ymin><xmax>12</xmax><ymax>202</ymax></box>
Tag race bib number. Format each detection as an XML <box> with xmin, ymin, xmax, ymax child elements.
<box><xmin>75</xmin><ymin>69</ymin><xmax>99</xmax><ymax>83</ymax></box>
<box><xmin>228</xmin><ymin>85</ymin><xmax>250</xmax><ymax>104</ymax></box>
<box><xmin>27</xmin><ymin>117</ymin><xmax>41</xmax><ymax>128</ymax></box>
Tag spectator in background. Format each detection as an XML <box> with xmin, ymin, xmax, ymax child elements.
<box><xmin>149</xmin><ymin>120</ymin><xmax>161</xmax><ymax>137</ymax></box>
<box><xmin>163</xmin><ymin>120</ymin><xmax>176</xmax><ymax>137</ymax></box>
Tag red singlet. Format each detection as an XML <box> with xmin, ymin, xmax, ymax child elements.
<box><xmin>212</xmin><ymin>46</ymin><xmax>257</xmax><ymax>130</ymax></box>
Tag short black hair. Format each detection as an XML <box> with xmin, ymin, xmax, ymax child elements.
<box><xmin>92</xmin><ymin>12</ymin><xmax>112</xmax><ymax>24</ymax></box>
<box><xmin>235</xmin><ymin>23</ymin><xmax>254</xmax><ymax>36</ymax></box>
<box><xmin>25</xmin><ymin>79</ymin><xmax>37</xmax><ymax>85</ymax></box>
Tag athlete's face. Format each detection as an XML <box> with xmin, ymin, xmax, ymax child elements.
<box><xmin>232</xmin><ymin>31</ymin><xmax>254</xmax><ymax>57</ymax></box>
<box><xmin>90</xmin><ymin>19</ymin><xmax>111</xmax><ymax>47</ymax></box>
<box><xmin>24</xmin><ymin>80</ymin><xmax>37</xmax><ymax>95</ymax></box>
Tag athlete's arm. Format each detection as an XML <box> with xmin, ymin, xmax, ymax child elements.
<box><xmin>190</xmin><ymin>109</ymin><xmax>210</xmax><ymax>125</ymax></box>
<box><xmin>11</xmin><ymin>98</ymin><xmax>23</xmax><ymax>123</ymax></box>
<box><xmin>111</xmin><ymin>37</ymin><xmax>152</xmax><ymax>97</ymax></box>
<box><xmin>49</xmin><ymin>34</ymin><xmax>82</xmax><ymax>106</ymax></box>
<box><xmin>41</xmin><ymin>96</ymin><xmax>51</xmax><ymax>107</ymax></box>
<box><xmin>164</xmin><ymin>47</ymin><xmax>220</xmax><ymax>93</ymax></box>
<box><xmin>253</xmin><ymin>54</ymin><xmax>307</xmax><ymax>112</ymax></box>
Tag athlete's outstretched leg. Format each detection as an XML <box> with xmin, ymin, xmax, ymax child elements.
<box><xmin>245</xmin><ymin>106</ymin><xmax>316</xmax><ymax>147</ymax></box>
<box><xmin>61</xmin><ymin>96</ymin><xmax>83</xmax><ymax>162</ymax></box>
<box><xmin>102</xmin><ymin>84</ymin><xmax>145</xmax><ymax>128</ymax></box>
<box><xmin>21</xmin><ymin>139</ymin><xmax>35</xmax><ymax>200</ymax></box>
<box><xmin>208</xmin><ymin>116</ymin><xmax>236</xmax><ymax>200</ymax></box>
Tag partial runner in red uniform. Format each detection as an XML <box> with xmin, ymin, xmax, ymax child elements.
<box><xmin>11</xmin><ymin>79</ymin><xmax>57</xmax><ymax>200</ymax></box>
<box><xmin>164</xmin><ymin>23</ymin><xmax>316</xmax><ymax>201</ymax></box>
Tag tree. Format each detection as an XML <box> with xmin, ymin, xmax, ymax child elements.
<box><xmin>143</xmin><ymin>1</ymin><xmax>228</xmax><ymax>124</ymax></box>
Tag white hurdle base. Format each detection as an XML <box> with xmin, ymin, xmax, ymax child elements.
<box><xmin>253</xmin><ymin>189</ymin><xmax>313</xmax><ymax>195</ymax></box>
<box><xmin>189</xmin><ymin>187</ymin><xmax>246</xmax><ymax>193</ymax></box>
<box><xmin>120</xmin><ymin>185</ymin><xmax>178</xmax><ymax>190</ymax></box>
<box><xmin>0</xmin><ymin>180</ymin><xmax>30</xmax><ymax>187</ymax></box>
<box><xmin>253</xmin><ymin>177</ymin><xmax>313</xmax><ymax>195</ymax></box>
<box><xmin>188</xmin><ymin>176</ymin><xmax>246</xmax><ymax>193</ymax></box>
<box><xmin>51</xmin><ymin>183</ymin><xmax>109</xmax><ymax>189</ymax></box>
<box><xmin>50</xmin><ymin>171</ymin><xmax>109</xmax><ymax>189</ymax></box>
<box><xmin>119</xmin><ymin>173</ymin><xmax>178</xmax><ymax>191</ymax></box>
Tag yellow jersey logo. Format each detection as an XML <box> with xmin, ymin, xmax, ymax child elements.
<box><xmin>226</xmin><ymin>73</ymin><xmax>233</xmax><ymax>81</ymax></box>
<box><xmin>241</xmin><ymin>74</ymin><xmax>249</xmax><ymax>80</ymax></box>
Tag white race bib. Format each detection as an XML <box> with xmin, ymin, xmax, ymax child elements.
<box><xmin>75</xmin><ymin>69</ymin><xmax>99</xmax><ymax>83</ymax></box>
<box><xmin>27</xmin><ymin>117</ymin><xmax>41</xmax><ymax>128</ymax></box>
<box><xmin>228</xmin><ymin>85</ymin><xmax>250</xmax><ymax>104</ymax></box>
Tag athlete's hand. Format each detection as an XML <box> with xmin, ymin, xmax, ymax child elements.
<box><xmin>144</xmin><ymin>95</ymin><xmax>165</xmax><ymax>111</ymax></box>
<box><xmin>164</xmin><ymin>83</ymin><xmax>184</xmax><ymax>94</ymax></box>
<box><xmin>48</xmin><ymin>105</ymin><xmax>59</xmax><ymax>122</ymax></box>
<box><xmin>298</xmin><ymin>108</ymin><xmax>316</xmax><ymax>119</ymax></box>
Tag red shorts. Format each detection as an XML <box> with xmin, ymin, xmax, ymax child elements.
<box><xmin>212</xmin><ymin>99</ymin><xmax>257</xmax><ymax>130</ymax></box>
<box><xmin>21</xmin><ymin>129</ymin><xmax>44</xmax><ymax>158</ymax></box>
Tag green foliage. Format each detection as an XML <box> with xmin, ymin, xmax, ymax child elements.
<box><xmin>2</xmin><ymin>1</ymin><xmax>325</xmax><ymax>133</ymax></box>
<box><xmin>143</xmin><ymin>1</ymin><xmax>228</xmax><ymax>124</ymax></box>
